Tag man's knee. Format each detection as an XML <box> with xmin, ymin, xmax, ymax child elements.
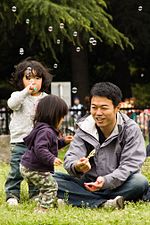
<box><xmin>130</xmin><ymin>174</ymin><xmax>148</xmax><ymax>191</ymax></box>
<box><xmin>125</xmin><ymin>173</ymin><xmax>149</xmax><ymax>200</ymax></box>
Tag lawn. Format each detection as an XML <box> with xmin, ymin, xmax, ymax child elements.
<box><xmin>0</xmin><ymin>148</ymin><xmax>150</xmax><ymax>225</ymax></box>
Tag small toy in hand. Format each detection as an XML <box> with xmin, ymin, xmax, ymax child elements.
<box><xmin>87</xmin><ymin>149</ymin><xmax>96</xmax><ymax>159</ymax></box>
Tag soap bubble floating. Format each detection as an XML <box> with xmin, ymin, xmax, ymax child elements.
<box><xmin>73</xmin><ymin>31</ymin><xmax>78</xmax><ymax>37</ymax></box>
<box><xmin>12</xmin><ymin>6</ymin><xmax>16</xmax><ymax>12</ymax></box>
<box><xmin>76</xmin><ymin>47</ymin><xmax>80</xmax><ymax>52</ymax></box>
<box><xmin>138</xmin><ymin>6</ymin><xmax>143</xmax><ymax>11</ymax></box>
<box><xmin>60</xmin><ymin>23</ymin><xmax>64</xmax><ymax>29</ymax></box>
<box><xmin>48</xmin><ymin>26</ymin><xmax>53</xmax><ymax>32</ymax></box>
<box><xmin>72</xmin><ymin>87</ymin><xmax>78</xmax><ymax>94</ymax></box>
<box><xmin>19</xmin><ymin>48</ymin><xmax>24</xmax><ymax>55</ymax></box>
<box><xmin>53</xmin><ymin>63</ymin><xmax>58</xmax><ymax>69</ymax></box>
<box><xmin>26</xmin><ymin>19</ymin><xmax>30</xmax><ymax>24</ymax></box>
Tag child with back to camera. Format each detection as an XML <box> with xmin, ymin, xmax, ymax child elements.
<box><xmin>5</xmin><ymin>58</ymin><xmax>73</xmax><ymax>206</ymax></box>
<box><xmin>20</xmin><ymin>95</ymin><xmax>68</xmax><ymax>213</ymax></box>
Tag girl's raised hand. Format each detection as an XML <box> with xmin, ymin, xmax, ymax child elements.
<box><xmin>54</xmin><ymin>157</ymin><xmax>63</xmax><ymax>166</ymax></box>
<box><xmin>25</xmin><ymin>83</ymin><xmax>36</xmax><ymax>94</ymax></box>
<box><xmin>64</xmin><ymin>135</ymin><xmax>74</xmax><ymax>144</ymax></box>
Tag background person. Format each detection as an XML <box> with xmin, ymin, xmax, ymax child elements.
<box><xmin>70</xmin><ymin>96</ymin><xmax>84</xmax><ymax>122</ymax></box>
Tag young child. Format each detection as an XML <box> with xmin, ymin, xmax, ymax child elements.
<box><xmin>5</xmin><ymin>58</ymin><xmax>53</xmax><ymax>206</ymax></box>
<box><xmin>20</xmin><ymin>95</ymin><xmax>68</xmax><ymax>213</ymax></box>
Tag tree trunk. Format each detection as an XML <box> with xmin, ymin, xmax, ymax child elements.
<box><xmin>70</xmin><ymin>45</ymin><xmax>89</xmax><ymax>104</ymax></box>
<box><xmin>113</xmin><ymin>50</ymin><xmax>132</xmax><ymax>99</ymax></box>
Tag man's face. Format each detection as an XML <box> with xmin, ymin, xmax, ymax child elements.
<box><xmin>90</xmin><ymin>96</ymin><xmax>120</xmax><ymax>129</ymax></box>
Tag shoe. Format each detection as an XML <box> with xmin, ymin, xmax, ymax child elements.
<box><xmin>7</xmin><ymin>198</ymin><xmax>19</xmax><ymax>206</ymax></box>
<box><xmin>57</xmin><ymin>198</ymin><xmax>66</xmax><ymax>207</ymax></box>
<box><xmin>103</xmin><ymin>196</ymin><xmax>124</xmax><ymax>209</ymax></box>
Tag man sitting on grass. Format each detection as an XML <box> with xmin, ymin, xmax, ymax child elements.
<box><xmin>54</xmin><ymin>82</ymin><xmax>149</xmax><ymax>209</ymax></box>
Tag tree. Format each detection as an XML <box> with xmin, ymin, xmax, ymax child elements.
<box><xmin>0</xmin><ymin>0</ymin><xmax>132</xmax><ymax>100</ymax></box>
<box><xmin>104</xmin><ymin>0</ymin><xmax>150</xmax><ymax>98</ymax></box>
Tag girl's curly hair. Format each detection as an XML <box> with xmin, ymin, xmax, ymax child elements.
<box><xmin>10</xmin><ymin>57</ymin><xmax>53</xmax><ymax>93</ymax></box>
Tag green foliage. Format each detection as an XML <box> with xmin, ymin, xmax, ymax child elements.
<box><xmin>108</xmin><ymin>1</ymin><xmax>150</xmax><ymax>49</ymax></box>
<box><xmin>107</xmin><ymin>0</ymin><xmax>150</xmax><ymax>67</ymax></box>
<box><xmin>132</xmin><ymin>83</ymin><xmax>150</xmax><ymax>107</ymax></box>
<box><xmin>0</xmin><ymin>0</ymin><xmax>133</xmax><ymax>60</ymax></box>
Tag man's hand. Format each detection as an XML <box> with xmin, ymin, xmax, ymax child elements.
<box><xmin>75</xmin><ymin>157</ymin><xmax>91</xmax><ymax>173</ymax></box>
<box><xmin>84</xmin><ymin>176</ymin><xmax>105</xmax><ymax>192</ymax></box>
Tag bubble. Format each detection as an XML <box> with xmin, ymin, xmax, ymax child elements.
<box><xmin>19</xmin><ymin>48</ymin><xmax>24</xmax><ymax>55</ymax></box>
<box><xmin>73</xmin><ymin>31</ymin><xmax>77</xmax><ymax>37</ymax></box>
<box><xmin>76</xmin><ymin>47</ymin><xmax>80</xmax><ymax>52</ymax></box>
<box><xmin>12</xmin><ymin>6</ymin><xmax>16</xmax><ymax>12</ymax></box>
<box><xmin>53</xmin><ymin>63</ymin><xmax>58</xmax><ymax>69</ymax></box>
<box><xmin>60</xmin><ymin>23</ymin><xmax>64</xmax><ymax>29</ymax></box>
<box><xmin>89</xmin><ymin>37</ymin><xmax>94</xmax><ymax>43</ymax></box>
<box><xmin>138</xmin><ymin>6</ymin><xmax>143</xmax><ymax>11</ymax></box>
<box><xmin>72</xmin><ymin>87</ymin><xmax>77</xmax><ymax>94</ymax></box>
<box><xmin>26</xmin><ymin>19</ymin><xmax>30</xmax><ymax>24</ymax></box>
<box><xmin>92</xmin><ymin>40</ymin><xmax>97</xmax><ymax>46</ymax></box>
<box><xmin>48</xmin><ymin>26</ymin><xmax>53</xmax><ymax>32</ymax></box>
<box><xmin>56</xmin><ymin>39</ymin><xmax>60</xmax><ymax>44</ymax></box>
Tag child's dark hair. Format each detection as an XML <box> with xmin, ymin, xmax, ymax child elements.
<box><xmin>90</xmin><ymin>82</ymin><xmax>122</xmax><ymax>107</ymax></box>
<box><xmin>10</xmin><ymin>57</ymin><xmax>53</xmax><ymax>92</ymax></box>
<box><xmin>34</xmin><ymin>95</ymin><xmax>68</xmax><ymax>128</ymax></box>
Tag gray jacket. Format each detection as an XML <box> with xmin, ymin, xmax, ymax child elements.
<box><xmin>64</xmin><ymin>112</ymin><xmax>146</xmax><ymax>189</ymax></box>
<box><xmin>8</xmin><ymin>89</ymin><xmax>47</xmax><ymax>143</ymax></box>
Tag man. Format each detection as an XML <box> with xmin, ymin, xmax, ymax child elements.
<box><xmin>54</xmin><ymin>82</ymin><xmax>148</xmax><ymax>209</ymax></box>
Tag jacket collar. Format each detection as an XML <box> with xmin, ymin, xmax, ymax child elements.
<box><xmin>77</xmin><ymin>112</ymin><xmax>128</xmax><ymax>140</ymax></box>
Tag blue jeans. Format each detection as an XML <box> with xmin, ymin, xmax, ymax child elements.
<box><xmin>5</xmin><ymin>143</ymin><xmax>38</xmax><ymax>201</ymax></box>
<box><xmin>53</xmin><ymin>172</ymin><xmax>149</xmax><ymax>208</ymax></box>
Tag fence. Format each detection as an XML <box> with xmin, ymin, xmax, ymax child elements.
<box><xmin>0</xmin><ymin>107</ymin><xmax>150</xmax><ymax>141</ymax></box>
<box><xmin>0</xmin><ymin>107</ymin><xmax>10</xmax><ymax>135</ymax></box>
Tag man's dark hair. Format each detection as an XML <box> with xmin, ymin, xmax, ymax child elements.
<box><xmin>90</xmin><ymin>82</ymin><xmax>122</xmax><ymax>107</ymax></box>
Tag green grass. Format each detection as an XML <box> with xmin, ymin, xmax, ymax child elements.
<box><xmin>0</xmin><ymin>150</ymin><xmax>150</xmax><ymax>225</ymax></box>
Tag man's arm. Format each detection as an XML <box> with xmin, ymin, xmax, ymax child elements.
<box><xmin>64</xmin><ymin>133</ymin><xmax>90</xmax><ymax>176</ymax></box>
<box><xmin>103</xmin><ymin>123</ymin><xmax>146</xmax><ymax>189</ymax></box>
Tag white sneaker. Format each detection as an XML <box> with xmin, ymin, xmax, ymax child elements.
<box><xmin>103</xmin><ymin>196</ymin><xmax>124</xmax><ymax>209</ymax></box>
<box><xmin>7</xmin><ymin>198</ymin><xmax>19</xmax><ymax>206</ymax></box>
<box><xmin>57</xmin><ymin>198</ymin><xmax>66</xmax><ymax>207</ymax></box>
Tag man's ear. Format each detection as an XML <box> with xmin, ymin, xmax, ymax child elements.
<box><xmin>116</xmin><ymin>103</ymin><xmax>122</xmax><ymax>112</ymax></box>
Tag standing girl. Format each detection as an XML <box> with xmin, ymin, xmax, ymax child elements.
<box><xmin>20</xmin><ymin>95</ymin><xmax>68</xmax><ymax>213</ymax></box>
<box><xmin>5</xmin><ymin>58</ymin><xmax>53</xmax><ymax>205</ymax></box>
